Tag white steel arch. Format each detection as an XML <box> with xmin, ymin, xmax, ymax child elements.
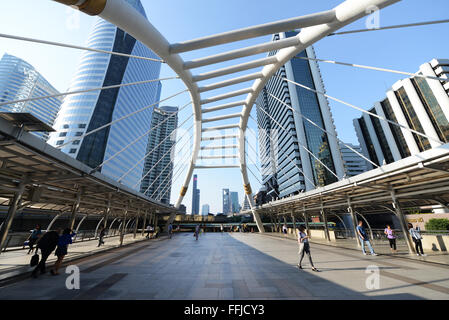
<box><xmin>53</xmin><ymin>0</ymin><xmax>401</xmax><ymax>233</ymax></box>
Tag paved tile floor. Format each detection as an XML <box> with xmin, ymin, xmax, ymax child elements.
<box><xmin>0</xmin><ymin>232</ymin><xmax>448</xmax><ymax>300</ymax></box>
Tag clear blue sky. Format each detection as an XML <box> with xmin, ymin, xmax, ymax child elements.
<box><xmin>0</xmin><ymin>0</ymin><xmax>448</xmax><ymax>213</ymax></box>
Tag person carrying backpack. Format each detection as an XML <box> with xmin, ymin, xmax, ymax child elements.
<box><xmin>31</xmin><ymin>229</ymin><xmax>60</xmax><ymax>278</ymax></box>
<box><xmin>27</xmin><ymin>225</ymin><xmax>42</xmax><ymax>254</ymax></box>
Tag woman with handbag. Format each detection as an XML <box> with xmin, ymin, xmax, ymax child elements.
<box><xmin>384</xmin><ymin>224</ymin><xmax>397</xmax><ymax>253</ymax></box>
<box><xmin>297</xmin><ymin>226</ymin><xmax>318</xmax><ymax>272</ymax></box>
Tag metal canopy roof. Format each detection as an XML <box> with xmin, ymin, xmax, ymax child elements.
<box><xmin>0</xmin><ymin>116</ymin><xmax>177</xmax><ymax>218</ymax></box>
<box><xmin>0</xmin><ymin>112</ymin><xmax>55</xmax><ymax>132</ymax></box>
<box><xmin>243</xmin><ymin>144</ymin><xmax>449</xmax><ymax>217</ymax></box>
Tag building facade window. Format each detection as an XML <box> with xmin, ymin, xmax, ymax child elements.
<box><xmin>412</xmin><ymin>77</ymin><xmax>449</xmax><ymax>143</ymax></box>
<box><xmin>358</xmin><ymin>118</ymin><xmax>379</xmax><ymax>166</ymax></box>
<box><xmin>380</xmin><ymin>98</ymin><xmax>411</xmax><ymax>158</ymax></box>
<box><xmin>395</xmin><ymin>87</ymin><xmax>431</xmax><ymax>152</ymax></box>
<box><xmin>369</xmin><ymin>108</ymin><xmax>395</xmax><ymax>163</ymax></box>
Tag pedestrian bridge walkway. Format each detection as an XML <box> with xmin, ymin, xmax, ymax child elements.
<box><xmin>0</xmin><ymin>232</ymin><xmax>448</xmax><ymax>300</ymax></box>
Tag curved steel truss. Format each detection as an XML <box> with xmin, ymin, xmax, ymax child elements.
<box><xmin>54</xmin><ymin>0</ymin><xmax>401</xmax><ymax>232</ymax></box>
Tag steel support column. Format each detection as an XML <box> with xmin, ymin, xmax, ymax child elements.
<box><xmin>154</xmin><ymin>212</ymin><xmax>159</xmax><ymax>234</ymax></box>
<box><xmin>0</xmin><ymin>177</ymin><xmax>28</xmax><ymax>253</ymax></box>
<box><xmin>108</xmin><ymin>218</ymin><xmax>118</xmax><ymax>233</ymax></box>
<box><xmin>103</xmin><ymin>193</ymin><xmax>112</xmax><ymax>229</ymax></box>
<box><xmin>120</xmin><ymin>204</ymin><xmax>128</xmax><ymax>246</ymax></box>
<box><xmin>303</xmin><ymin>205</ymin><xmax>310</xmax><ymax>237</ymax></box>
<box><xmin>95</xmin><ymin>217</ymin><xmax>104</xmax><ymax>238</ymax></box>
<box><xmin>391</xmin><ymin>189</ymin><xmax>415</xmax><ymax>254</ymax></box>
<box><xmin>133</xmin><ymin>209</ymin><xmax>140</xmax><ymax>239</ymax></box>
<box><xmin>68</xmin><ymin>188</ymin><xmax>82</xmax><ymax>230</ymax></box>
<box><xmin>347</xmin><ymin>198</ymin><xmax>361</xmax><ymax>247</ymax></box>
<box><xmin>46</xmin><ymin>213</ymin><xmax>62</xmax><ymax>232</ymax></box>
<box><xmin>149</xmin><ymin>212</ymin><xmax>154</xmax><ymax>226</ymax></box>
<box><xmin>141</xmin><ymin>211</ymin><xmax>148</xmax><ymax>237</ymax></box>
<box><xmin>290</xmin><ymin>210</ymin><xmax>297</xmax><ymax>238</ymax></box>
<box><xmin>74</xmin><ymin>214</ymin><xmax>88</xmax><ymax>240</ymax></box>
<box><xmin>332</xmin><ymin>213</ymin><xmax>348</xmax><ymax>231</ymax></box>
<box><xmin>321</xmin><ymin>206</ymin><xmax>330</xmax><ymax>242</ymax></box>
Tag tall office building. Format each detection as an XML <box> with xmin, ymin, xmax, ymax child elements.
<box><xmin>339</xmin><ymin>143</ymin><xmax>368</xmax><ymax>177</ymax></box>
<box><xmin>0</xmin><ymin>53</ymin><xmax>62</xmax><ymax>140</ymax></box>
<box><xmin>48</xmin><ymin>0</ymin><xmax>162</xmax><ymax>189</ymax></box>
<box><xmin>230</xmin><ymin>191</ymin><xmax>240</xmax><ymax>214</ymax></box>
<box><xmin>222</xmin><ymin>188</ymin><xmax>231</xmax><ymax>215</ymax></box>
<box><xmin>140</xmin><ymin>106</ymin><xmax>178</xmax><ymax>204</ymax></box>
<box><xmin>191</xmin><ymin>174</ymin><xmax>200</xmax><ymax>215</ymax></box>
<box><xmin>242</xmin><ymin>197</ymin><xmax>251</xmax><ymax>211</ymax></box>
<box><xmin>354</xmin><ymin>59</ymin><xmax>449</xmax><ymax>169</ymax></box>
<box><xmin>201</xmin><ymin>204</ymin><xmax>210</xmax><ymax>216</ymax></box>
<box><xmin>256</xmin><ymin>32</ymin><xmax>344</xmax><ymax>198</ymax></box>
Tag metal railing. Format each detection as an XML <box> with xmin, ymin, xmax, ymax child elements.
<box><xmin>1</xmin><ymin>229</ymin><xmax>138</xmax><ymax>252</ymax></box>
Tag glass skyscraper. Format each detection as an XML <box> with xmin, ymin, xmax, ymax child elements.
<box><xmin>339</xmin><ymin>143</ymin><xmax>368</xmax><ymax>177</ymax></box>
<box><xmin>256</xmin><ymin>32</ymin><xmax>344</xmax><ymax>198</ymax></box>
<box><xmin>222</xmin><ymin>188</ymin><xmax>231</xmax><ymax>215</ymax></box>
<box><xmin>192</xmin><ymin>174</ymin><xmax>200</xmax><ymax>215</ymax></box>
<box><xmin>48</xmin><ymin>0</ymin><xmax>162</xmax><ymax>190</ymax></box>
<box><xmin>0</xmin><ymin>53</ymin><xmax>62</xmax><ymax>141</ymax></box>
<box><xmin>140</xmin><ymin>106</ymin><xmax>178</xmax><ymax>204</ymax></box>
<box><xmin>230</xmin><ymin>191</ymin><xmax>240</xmax><ymax>214</ymax></box>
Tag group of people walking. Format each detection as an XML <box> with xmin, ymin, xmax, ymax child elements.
<box><xmin>29</xmin><ymin>226</ymin><xmax>76</xmax><ymax>278</ymax></box>
<box><xmin>294</xmin><ymin>220</ymin><xmax>427</xmax><ymax>272</ymax></box>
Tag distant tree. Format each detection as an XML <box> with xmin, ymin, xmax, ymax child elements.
<box><xmin>425</xmin><ymin>218</ymin><xmax>449</xmax><ymax>231</ymax></box>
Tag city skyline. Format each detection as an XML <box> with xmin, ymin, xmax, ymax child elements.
<box><xmin>0</xmin><ymin>0</ymin><xmax>448</xmax><ymax>213</ymax></box>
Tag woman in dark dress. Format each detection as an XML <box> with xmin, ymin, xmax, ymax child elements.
<box><xmin>51</xmin><ymin>228</ymin><xmax>76</xmax><ymax>275</ymax></box>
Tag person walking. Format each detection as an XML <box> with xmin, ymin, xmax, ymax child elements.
<box><xmin>168</xmin><ymin>223</ymin><xmax>173</xmax><ymax>239</ymax></box>
<box><xmin>357</xmin><ymin>221</ymin><xmax>377</xmax><ymax>256</ymax></box>
<box><xmin>384</xmin><ymin>224</ymin><xmax>397</xmax><ymax>253</ymax></box>
<box><xmin>98</xmin><ymin>226</ymin><xmax>106</xmax><ymax>247</ymax></box>
<box><xmin>282</xmin><ymin>224</ymin><xmax>288</xmax><ymax>236</ymax></box>
<box><xmin>145</xmin><ymin>225</ymin><xmax>151</xmax><ymax>239</ymax></box>
<box><xmin>31</xmin><ymin>229</ymin><xmax>60</xmax><ymax>278</ymax></box>
<box><xmin>297</xmin><ymin>226</ymin><xmax>318</xmax><ymax>272</ymax></box>
<box><xmin>194</xmin><ymin>224</ymin><xmax>200</xmax><ymax>241</ymax></box>
<box><xmin>409</xmin><ymin>223</ymin><xmax>426</xmax><ymax>256</ymax></box>
<box><xmin>27</xmin><ymin>225</ymin><xmax>42</xmax><ymax>254</ymax></box>
<box><xmin>50</xmin><ymin>228</ymin><xmax>76</xmax><ymax>276</ymax></box>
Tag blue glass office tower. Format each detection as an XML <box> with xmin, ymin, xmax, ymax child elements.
<box><xmin>222</xmin><ymin>188</ymin><xmax>231</xmax><ymax>215</ymax></box>
<box><xmin>140</xmin><ymin>106</ymin><xmax>178</xmax><ymax>204</ymax></box>
<box><xmin>48</xmin><ymin>0</ymin><xmax>162</xmax><ymax>189</ymax></box>
<box><xmin>0</xmin><ymin>53</ymin><xmax>62</xmax><ymax>140</ymax></box>
<box><xmin>256</xmin><ymin>32</ymin><xmax>344</xmax><ymax>197</ymax></box>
